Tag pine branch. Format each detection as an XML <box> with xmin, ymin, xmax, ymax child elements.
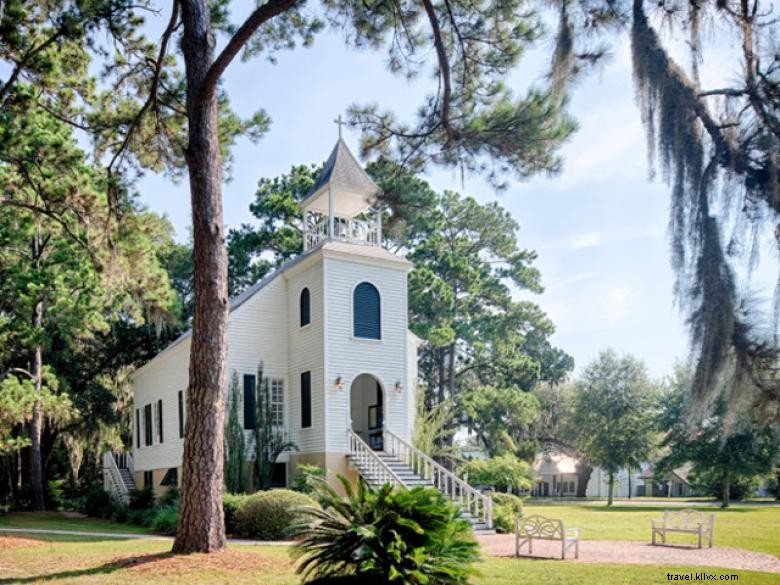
<box><xmin>199</xmin><ymin>0</ymin><xmax>301</xmax><ymax>102</ymax></box>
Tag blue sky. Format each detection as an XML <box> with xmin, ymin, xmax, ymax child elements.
<box><xmin>136</xmin><ymin>14</ymin><xmax>776</xmax><ymax>380</ymax></box>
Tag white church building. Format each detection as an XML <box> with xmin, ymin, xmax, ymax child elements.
<box><xmin>125</xmin><ymin>139</ymin><xmax>420</xmax><ymax>493</ymax></box>
<box><xmin>102</xmin><ymin>138</ymin><xmax>494</xmax><ymax>531</ymax></box>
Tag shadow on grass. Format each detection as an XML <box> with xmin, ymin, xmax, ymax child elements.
<box><xmin>0</xmin><ymin>552</ymin><xmax>173</xmax><ymax>584</ymax></box>
<box><xmin>573</xmin><ymin>506</ymin><xmax>754</xmax><ymax>514</ymax></box>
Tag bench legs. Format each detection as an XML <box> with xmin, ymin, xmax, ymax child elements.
<box><xmin>515</xmin><ymin>537</ymin><xmax>532</xmax><ymax>557</ymax></box>
<box><xmin>517</xmin><ymin>536</ymin><xmax>578</xmax><ymax>560</ymax></box>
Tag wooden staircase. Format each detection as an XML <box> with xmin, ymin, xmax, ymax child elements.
<box><xmin>102</xmin><ymin>451</ymin><xmax>136</xmax><ymax>504</ymax></box>
<box><xmin>347</xmin><ymin>429</ymin><xmax>494</xmax><ymax>535</ymax></box>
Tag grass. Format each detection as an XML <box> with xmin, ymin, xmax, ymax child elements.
<box><xmin>0</xmin><ymin>535</ymin><xmax>777</xmax><ymax>585</ymax></box>
<box><xmin>523</xmin><ymin>503</ymin><xmax>780</xmax><ymax>556</ymax></box>
<box><xmin>0</xmin><ymin>512</ymin><xmax>151</xmax><ymax>535</ymax></box>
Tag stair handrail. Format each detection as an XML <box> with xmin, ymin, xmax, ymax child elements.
<box><xmin>347</xmin><ymin>429</ymin><xmax>405</xmax><ymax>488</ymax></box>
<box><xmin>102</xmin><ymin>451</ymin><xmax>131</xmax><ymax>505</ymax></box>
<box><xmin>113</xmin><ymin>450</ymin><xmax>134</xmax><ymax>476</ymax></box>
<box><xmin>383</xmin><ymin>428</ymin><xmax>493</xmax><ymax>529</ymax></box>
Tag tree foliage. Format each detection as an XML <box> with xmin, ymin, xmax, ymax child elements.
<box><xmin>461</xmin><ymin>454</ymin><xmax>534</xmax><ymax>493</ymax></box>
<box><xmin>571</xmin><ymin>350</ymin><xmax>659</xmax><ymax>505</ymax></box>
<box><xmin>657</xmin><ymin>365</ymin><xmax>780</xmax><ymax>507</ymax></box>
<box><xmin>252</xmin><ymin>362</ymin><xmax>297</xmax><ymax>491</ymax></box>
<box><xmin>554</xmin><ymin>0</ymin><xmax>780</xmax><ymax>421</ymax></box>
<box><xmin>224</xmin><ymin>371</ymin><xmax>245</xmax><ymax>494</ymax></box>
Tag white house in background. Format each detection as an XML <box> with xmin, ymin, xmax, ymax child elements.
<box><xmin>638</xmin><ymin>464</ymin><xmax>697</xmax><ymax>497</ymax></box>
<box><xmin>119</xmin><ymin>138</ymin><xmax>422</xmax><ymax>495</ymax></box>
<box><xmin>531</xmin><ymin>451</ymin><xmax>648</xmax><ymax>498</ymax></box>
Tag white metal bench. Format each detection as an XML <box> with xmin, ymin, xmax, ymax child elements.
<box><xmin>515</xmin><ymin>514</ymin><xmax>580</xmax><ymax>559</ymax></box>
<box><xmin>651</xmin><ymin>509</ymin><xmax>714</xmax><ymax>548</ymax></box>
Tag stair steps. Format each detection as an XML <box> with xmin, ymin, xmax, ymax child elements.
<box><xmin>348</xmin><ymin>449</ymin><xmax>495</xmax><ymax>535</ymax></box>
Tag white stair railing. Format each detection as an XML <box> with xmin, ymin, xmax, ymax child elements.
<box><xmin>113</xmin><ymin>451</ymin><xmax>134</xmax><ymax>477</ymax></box>
<box><xmin>102</xmin><ymin>451</ymin><xmax>131</xmax><ymax>505</ymax></box>
<box><xmin>347</xmin><ymin>429</ymin><xmax>405</xmax><ymax>488</ymax></box>
<box><xmin>383</xmin><ymin>428</ymin><xmax>493</xmax><ymax>529</ymax></box>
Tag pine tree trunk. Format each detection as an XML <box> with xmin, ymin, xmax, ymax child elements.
<box><xmin>437</xmin><ymin>347</ymin><xmax>445</xmax><ymax>403</ymax></box>
<box><xmin>29</xmin><ymin>300</ymin><xmax>45</xmax><ymax>511</ymax></box>
<box><xmin>721</xmin><ymin>469</ymin><xmax>731</xmax><ymax>508</ymax></box>
<box><xmin>607</xmin><ymin>472</ymin><xmax>615</xmax><ymax>506</ymax></box>
<box><xmin>447</xmin><ymin>342</ymin><xmax>456</xmax><ymax>397</ymax></box>
<box><xmin>172</xmin><ymin>0</ymin><xmax>229</xmax><ymax>554</ymax></box>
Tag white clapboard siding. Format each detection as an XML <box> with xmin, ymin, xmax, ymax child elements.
<box><xmin>132</xmin><ymin>338</ymin><xmax>190</xmax><ymax>472</ymax></box>
<box><xmin>322</xmin><ymin>255</ymin><xmax>413</xmax><ymax>453</ymax></box>
<box><xmin>132</xmin><ymin>270</ymin><xmax>292</xmax><ymax>471</ymax></box>
<box><xmin>131</xmin><ymin>241</ymin><xmax>416</xmax><ymax>474</ymax></box>
<box><xmin>285</xmin><ymin>258</ymin><xmax>326</xmax><ymax>453</ymax></box>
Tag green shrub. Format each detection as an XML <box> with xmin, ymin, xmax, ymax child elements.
<box><xmin>157</xmin><ymin>487</ymin><xmax>180</xmax><ymax>508</ymax></box>
<box><xmin>110</xmin><ymin>505</ymin><xmax>129</xmax><ymax>524</ymax></box>
<box><xmin>292</xmin><ymin>477</ymin><xmax>480</xmax><ymax>585</ymax></box>
<box><xmin>151</xmin><ymin>505</ymin><xmax>180</xmax><ymax>535</ymax></box>
<box><xmin>223</xmin><ymin>493</ymin><xmax>249</xmax><ymax>535</ymax></box>
<box><xmin>76</xmin><ymin>481</ymin><xmax>116</xmax><ymax>518</ymax></box>
<box><xmin>47</xmin><ymin>479</ymin><xmax>68</xmax><ymax>510</ymax></box>
<box><xmin>462</xmin><ymin>455</ymin><xmax>534</xmax><ymax>493</ymax></box>
<box><xmin>292</xmin><ymin>464</ymin><xmax>326</xmax><ymax>494</ymax></box>
<box><xmin>490</xmin><ymin>492</ymin><xmax>524</xmax><ymax>534</ymax></box>
<box><xmin>235</xmin><ymin>489</ymin><xmax>317</xmax><ymax>540</ymax></box>
<box><xmin>128</xmin><ymin>486</ymin><xmax>155</xmax><ymax>510</ymax></box>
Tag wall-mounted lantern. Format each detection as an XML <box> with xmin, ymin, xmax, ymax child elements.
<box><xmin>394</xmin><ymin>381</ymin><xmax>403</xmax><ymax>393</ymax></box>
<box><xmin>334</xmin><ymin>375</ymin><xmax>345</xmax><ymax>390</ymax></box>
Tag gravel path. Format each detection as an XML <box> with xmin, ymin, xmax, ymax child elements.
<box><xmin>477</xmin><ymin>535</ymin><xmax>780</xmax><ymax>573</ymax></box>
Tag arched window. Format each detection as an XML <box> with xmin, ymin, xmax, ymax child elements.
<box><xmin>353</xmin><ymin>282</ymin><xmax>380</xmax><ymax>339</ymax></box>
<box><xmin>300</xmin><ymin>287</ymin><xmax>311</xmax><ymax>327</ymax></box>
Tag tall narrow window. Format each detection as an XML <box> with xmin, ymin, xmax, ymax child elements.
<box><xmin>243</xmin><ymin>374</ymin><xmax>256</xmax><ymax>430</ymax></box>
<box><xmin>300</xmin><ymin>287</ymin><xmax>311</xmax><ymax>327</ymax></box>
<box><xmin>157</xmin><ymin>399</ymin><xmax>163</xmax><ymax>443</ymax></box>
<box><xmin>144</xmin><ymin>404</ymin><xmax>153</xmax><ymax>446</ymax></box>
<box><xmin>270</xmin><ymin>379</ymin><xmax>284</xmax><ymax>426</ymax></box>
<box><xmin>178</xmin><ymin>391</ymin><xmax>184</xmax><ymax>439</ymax></box>
<box><xmin>301</xmin><ymin>371</ymin><xmax>311</xmax><ymax>428</ymax></box>
<box><xmin>353</xmin><ymin>282</ymin><xmax>381</xmax><ymax>339</ymax></box>
<box><xmin>135</xmin><ymin>409</ymin><xmax>141</xmax><ymax>449</ymax></box>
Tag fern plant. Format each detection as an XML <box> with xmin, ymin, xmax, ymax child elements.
<box><xmin>291</xmin><ymin>476</ymin><xmax>479</xmax><ymax>585</ymax></box>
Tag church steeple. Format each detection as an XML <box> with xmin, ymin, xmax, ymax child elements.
<box><xmin>301</xmin><ymin>135</ymin><xmax>382</xmax><ymax>251</ymax></box>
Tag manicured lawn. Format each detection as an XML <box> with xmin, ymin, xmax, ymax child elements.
<box><xmin>0</xmin><ymin>512</ymin><xmax>151</xmax><ymax>535</ymax></box>
<box><xmin>0</xmin><ymin>536</ymin><xmax>777</xmax><ymax>585</ymax></box>
<box><xmin>523</xmin><ymin>503</ymin><xmax>780</xmax><ymax>556</ymax></box>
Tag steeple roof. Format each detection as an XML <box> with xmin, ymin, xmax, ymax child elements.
<box><xmin>300</xmin><ymin>139</ymin><xmax>379</xmax><ymax>212</ymax></box>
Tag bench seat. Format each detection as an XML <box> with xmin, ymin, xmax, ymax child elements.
<box><xmin>651</xmin><ymin>509</ymin><xmax>714</xmax><ymax>548</ymax></box>
<box><xmin>515</xmin><ymin>514</ymin><xmax>579</xmax><ymax>560</ymax></box>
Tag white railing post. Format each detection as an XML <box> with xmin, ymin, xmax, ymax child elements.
<box><xmin>381</xmin><ymin>428</ymin><xmax>493</xmax><ymax>529</ymax></box>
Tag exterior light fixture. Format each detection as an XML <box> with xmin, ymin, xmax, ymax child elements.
<box><xmin>394</xmin><ymin>381</ymin><xmax>403</xmax><ymax>393</ymax></box>
<box><xmin>334</xmin><ymin>375</ymin><xmax>345</xmax><ymax>390</ymax></box>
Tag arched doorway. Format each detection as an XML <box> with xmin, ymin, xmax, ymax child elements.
<box><xmin>350</xmin><ymin>374</ymin><xmax>384</xmax><ymax>450</ymax></box>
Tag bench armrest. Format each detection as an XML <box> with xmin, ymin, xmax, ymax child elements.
<box><xmin>651</xmin><ymin>519</ymin><xmax>664</xmax><ymax>527</ymax></box>
<box><xmin>566</xmin><ymin>528</ymin><xmax>580</xmax><ymax>538</ymax></box>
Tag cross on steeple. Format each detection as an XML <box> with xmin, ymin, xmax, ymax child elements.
<box><xmin>334</xmin><ymin>115</ymin><xmax>346</xmax><ymax>139</ymax></box>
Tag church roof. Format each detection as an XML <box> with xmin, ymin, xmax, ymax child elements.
<box><xmin>300</xmin><ymin>139</ymin><xmax>379</xmax><ymax>207</ymax></box>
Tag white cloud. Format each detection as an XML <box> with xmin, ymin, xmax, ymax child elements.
<box><xmin>570</xmin><ymin>231</ymin><xmax>602</xmax><ymax>250</ymax></box>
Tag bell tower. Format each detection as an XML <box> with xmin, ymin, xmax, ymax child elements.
<box><xmin>299</xmin><ymin>135</ymin><xmax>383</xmax><ymax>251</ymax></box>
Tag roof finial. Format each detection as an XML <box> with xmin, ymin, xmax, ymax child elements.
<box><xmin>334</xmin><ymin>114</ymin><xmax>346</xmax><ymax>140</ymax></box>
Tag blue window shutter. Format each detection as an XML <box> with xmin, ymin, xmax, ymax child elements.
<box><xmin>301</xmin><ymin>371</ymin><xmax>312</xmax><ymax>428</ymax></box>
<box><xmin>300</xmin><ymin>288</ymin><xmax>311</xmax><ymax>326</ymax></box>
<box><xmin>243</xmin><ymin>374</ymin><xmax>256</xmax><ymax>430</ymax></box>
<box><xmin>353</xmin><ymin>283</ymin><xmax>381</xmax><ymax>339</ymax></box>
